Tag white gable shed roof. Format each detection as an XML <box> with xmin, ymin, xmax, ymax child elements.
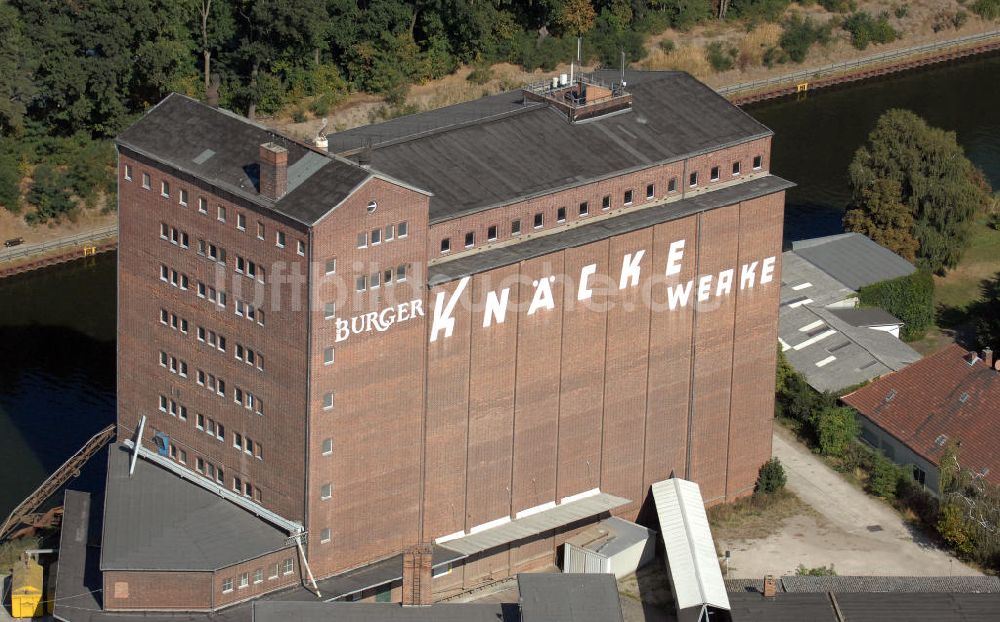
<box><xmin>651</xmin><ymin>478</ymin><xmax>730</xmax><ymax>613</ymax></box>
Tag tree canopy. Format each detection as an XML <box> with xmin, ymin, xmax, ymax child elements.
<box><xmin>843</xmin><ymin>109</ymin><xmax>993</xmax><ymax>273</ymax></box>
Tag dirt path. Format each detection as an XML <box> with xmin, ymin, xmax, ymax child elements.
<box><xmin>717</xmin><ymin>427</ymin><xmax>979</xmax><ymax>578</ymax></box>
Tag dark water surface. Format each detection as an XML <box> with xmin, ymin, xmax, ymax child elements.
<box><xmin>1</xmin><ymin>54</ymin><xmax>999</xmax><ymax>517</ymax></box>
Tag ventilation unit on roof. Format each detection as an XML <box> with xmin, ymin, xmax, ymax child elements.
<box><xmin>521</xmin><ymin>74</ymin><xmax>631</xmax><ymax>123</ymax></box>
<box><xmin>884</xmin><ymin>389</ymin><xmax>897</xmax><ymax>403</ymax></box>
<box><xmin>959</xmin><ymin>392</ymin><xmax>970</xmax><ymax>404</ymax></box>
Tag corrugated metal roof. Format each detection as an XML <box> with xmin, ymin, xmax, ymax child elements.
<box><xmin>518</xmin><ymin>573</ymin><xmax>624</xmax><ymax>622</ymax></box>
<box><xmin>791</xmin><ymin>233</ymin><xmax>916</xmax><ymax>291</ymax></box>
<box><xmin>827</xmin><ymin>307</ymin><xmax>902</xmax><ymax>328</ymax></box>
<box><xmin>100</xmin><ymin>444</ymin><xmax>292</xmax><ymax>571</ymax></box>
<box><xmin>651</xmin><ymin>478</ymin><xmax>730</xmax><ymax>612</ymax></box>
<box><xmin>253</xmin><ymin>601</ymin><xmax>512</xmax><ymax>622</ymax></box>
<box><xmin>439</xmin><ymin>492</ymin><xmax>630</xmax><ymax>556</ymax></box>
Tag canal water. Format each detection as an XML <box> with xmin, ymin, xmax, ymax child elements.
<box><xmin>1</xmin><ymin>53</ymin><xmax>999</xmax><ymax>518</ymax></box>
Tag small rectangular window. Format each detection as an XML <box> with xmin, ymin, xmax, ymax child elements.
<box><xmin>579</xmin><ymin>202</ymin><xmax>589</xmax><ymax>216</ymax></box>
<box><xmin>533</xmin><ymin>212</ymin><xmax>543</xmax><ymax>229</ymax></box>
<box><xmin>325</xmin><ymin>258</ymin><xmax>336</xmax><ymax>274</ymax></box>
<box><xmin>254</xmin><ymin>569</ymin><xmax>263</xmax><ymax>584</ymax></box>
<box><xmin>198</xmin><ymin>197</ymin><xmax>207</xmax><ymax>213</ymax></box>
<box><xmin>710</xmin><ymin>165</ymin><xmax>720</xmax><ymax>181</ymax></box>
<box><xmin>320</xmin><ymin>483</ymin><xmax>332</xmax><ymax>500</ymax></box>
<box><xmin>557</xmin><ymin>207</ymin><xmax>566</xmax><ymax>222</ymax></box>
<box><xmin>142</xmin><ymin>173</ymin><xmax>151</xmax><ymax>189</ymax></box>
<box><xmin>732</xmin><ymin>161</ymin><xmax>741</xmax><ymax>176</ymax></box>
<box><xmin>357</xmin><ymin>232</ymin><xmax>368</xmax><ymax>249</ymax></box>
<box><xmin>464</xmin><ymin>231</ymin><xmax>475</xmax><ymax>248</ymax></box>
<box><xmin>324</xmin><ymin>302</ymin><xmax>336</xmax><ymax>319</ymax></box>
<box><xmin>276</xmin><ymin>231</ymin><xmax>285</xmax><ymax>248</ymax></box>
<box><xmin>124</xmin><ymin>164</ymin><xmax>133</xmax><ymax>181</ymax></box>
<box><xmin>237</xmin><ymin>213</ymin><xmax>246</xmax><ymax>230</ymax></box>
<box><xmin>239</xmin><ymin>573</ymin><xmax>249</xmax><ymax>589</ymax></box>
<box><xmin>689</xmin><ymin>172</ymin><xmax>698</xmax><ymax>187</ymax></box>
<box><xmin>161</xmin><ymin>180</ymin><xmax>170</xmax><ymax>197</ymax></box>
<box><xmin>222</xmin><ymin>578</ymin><xmax>233</xmax><ymax>593</ymax></box>
<box><xmin>385</xmin><ymin>224</ymin><xmax>394</xmax><ymax>240</ymax></box>
<box><xmin>355</xmin><ymin>275</ymin><xmax>367</xmax><ymax>291</ymax></box>
<box><xmin>320</xmin><ymin>528</ymin><xmax>331</xmax><ymax>543</ymax></box>
<box><xmin>487</xmin><ymin>225</ymin><xmax>497</xmax><ymax>241</ymax></box>
<box><xmin>753</xmin><ymin>154</ymin><xmax>763</xmax><ymax>169</ymax></box>
<box><xmin>602</xmin><ymin>195</ymin><xmax>611</xmax><ymax>210</ymax></box>
<box><xmin>217</xmin><ymin>205</ymin><xmax>226</xmax><ymax>222</ymax></box>
<box><xmin>396</xmin><ymin>264</ymin><xmax>406</xmax><ymax>281</ymax></box>
<box><xmin>511</xmin><ymin>219</ymin><xmax>521</xmax><ymax>236</ymax></box>
<box><xmin>322</xmin><ymin>438</ymin><xmax>334</xmax><ymax>455</ymax></box>
<box><xmin>440</xmin><ymin>238</ymin><xmax>450</xmax><ymax>254</ymax></box>
<box><xmin>297</xmin><ymin>240</ymin><xmax>305</xmax><ymax>256</ymax></box>
<box><xmin>646</xmin><ymin>184</ymin><xmax>654</xmax><ymax>200</ymax></box>
<box><xmin>384</xmin><ymin>268</ymin><xmax>393</xmax><ymax>284</ymax></box>
<box><xmin>179</xmin><ymin>188</ymin><xmax>188</xmax><ymax>206</ymax></box>
<box><xmin>624</xmin><ymin>189</ymin><xmax>633</xmax><ymax>205</ymax></box>
<box><xmin>323</xmin><ymin>392</ymin><xmax>334</xmax><ymax>410</ymax></box>
<box><xmin>370</xmin><ymin>228</ymin><xmax>381</xmax><ymax>245</ymax></box>
<box><xmin>323</xmin><ymin>347</ymin><xmax>334</xmax><ymax>365</ymax></box>
<box><xmin>668</xmin><ymin>177</ymin><xmax>677</xmax><ymax>193</ymax></box>
<box><xmin>257</xmin><ymin>222</ymin><xmax>265</xmax><ymax>240</ymax></box>
<box><xmin>370</xmin><ymin>271</ymin><xmax>380</xmax><ymax>288</ymax></box>
<box><xmin>398</xmin><ymin>221</ymin><xmax>408</xmax><ymax>237</ymax></box>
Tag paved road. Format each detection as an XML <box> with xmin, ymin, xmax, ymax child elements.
<box><xmin>719</xmin><ymin>428</ymin><xmax>980</xmax><ymax>578</ymax></box>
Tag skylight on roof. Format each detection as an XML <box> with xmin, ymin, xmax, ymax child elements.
<box><xmin>935</xmin><ymin>434</ymin><xmax>948</xmax><ymax>447</ymax></box>
<box><xmin>885</xmin><ymin>389</ymin><xmax>897</xmax><ymax>402</ymax></box>
<box><xmin>193</xmin><ymin>149</ymin><xmax>215</xmax><ymax>164</ymax></box>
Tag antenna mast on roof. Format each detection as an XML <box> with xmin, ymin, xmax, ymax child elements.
<box><xmin>313</xmin><ymin>118</ymin><xmax>330</xmax><ymax>152</ymax></box>
<box><xmin>620</xmin><ymin>50</ymin><xmax>626</xmax><ymax>88</ymax></box>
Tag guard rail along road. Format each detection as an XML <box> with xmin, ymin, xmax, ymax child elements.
<box><xmin>717</xmin><ymin>29</ymin><xmax>1000</xmax><ymax>105</ymax></box>
<box><xmin>0</xmin><ymin>224</ymin><xmax>117</xmax><ymax>278</ymax></box>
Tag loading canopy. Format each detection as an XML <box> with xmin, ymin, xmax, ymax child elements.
<box><xmin>651</xmin><ymin>478</ymin><xmax>730</xmax><ymax>618</ymax></box>
<box><xmin>439</xmin><ymin>492</ymin><xmax>630</xmax><ymax>556</ymax></box>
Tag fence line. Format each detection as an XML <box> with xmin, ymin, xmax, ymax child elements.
<box><xmin>715</xmin><ymin>29</ymin><xmax>1000</xmax><ymax>98</ymax></box>
<box><xmin>0</xmin><ymin>224</ymin><xmax>117</xmax><ymax>263</ymax></box>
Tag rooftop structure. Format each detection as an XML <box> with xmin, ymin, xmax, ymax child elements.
<box><xmin>790</xmin><ymin>233</ymin><xmax>916</xmax><ymax>291</ymax></box>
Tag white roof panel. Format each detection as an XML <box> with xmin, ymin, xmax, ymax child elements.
<box><xmin>651</xmin><ymin>478</ymin><xmax>730</xmax><ymax>612</ymax></box>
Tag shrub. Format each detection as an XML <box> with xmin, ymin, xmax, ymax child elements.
<box><xmin>762</xmin><ymin>45</ymin><xmax>787</xmax><ymax>67</ymax></box>
<box><xmin>819</xmin><ymin>0</ymin><xmax>856</xmax><ymax>13</ymax></box>
<box><xmin>796</xmin><ymin>564</ymin><xmax>837</xmax><ymax>576</ymax></box>
<box><xmin>728</xmin><ymin>0</ymin><xmax>794</xmax><ymax>23</ymax></box>
<box><xmin>25</xmin><ymin>164</ymin><xmax>75</xmax><ymax>225</ymax></box>
<box><xmin>843</xmin><ymin>11</ymin><xmax>898</xmax><ymax>49</ymax></box>
<box><xmin>972</xmin><ymin>0</ymin><xmax>1000</xmax><ymax>20</ymax></box>
<box><xmin>659</xmin><ymin>38</ymin><xmax>676</xmax><ymax>53</ymax></box>
<box><xmin>0</xmin><ymin>149</ymin><xmax>20</xmax><ymax>212</ymax></box>
<box><xmin>894</xmin><ymin>5</ymin><xmax>908</xmax><ymax>19</ymax></box>
<box><xmin>780</xmin><ymin>15</ymin><xmax>832</xmax><ymax>63</ymax></box>
<box><xmin>813</xmin><ymin>406</ymin><xmax>860</xmax><ymax>457</ymax></box>
<box><xmin>291</xmin><ymin>107</ymin><xmax>307</xmax><ymax>123</ymax></box>
<box><xmin>867</xmin><ymin>453</ymin><xmax>903</xmax><ymax>500</ymax></box>
<box><xmin>857</xmin><ymin>271</ymin><xmax>935</xmax><ymax>341</ymax></box>
<box><xmin>938</xmin><ymin>502</ymin><xmax>975</xmax><ymax>555</ymax></box>
<box><xmin>706</xmin><ymin>41</ymin><xmax>738</xmax><ymax>71</ymax></box>
<box><xmin>467</xmin><ymin>65</ymin><xmax>494</xmax><ymax>85</ymax></box>
<box><xmin>755</xmin><ymin>458</ymin><xmax>787</xmax><ymax>495</ymax></box>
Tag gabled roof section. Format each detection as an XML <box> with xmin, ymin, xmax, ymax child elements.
<box><xmin>518</xmin><ymin>573</ymin><xmax>625</xmax><ymax>622</ymax></box>
<box><xmin>116</xmin><ymin>93</ymin><xmax>372</xmax><ymax>225</ymax></box>
<box><xmin>651</xmin><ymin>478</ymin><xmax>730</xmax><ymax>613</ymax></box>
<box><xmin>791</xmin><ymin>233</ymin><xmax>916</xmax><ymax>291</ymax></box>
<box><xmin>101</xmin><ymin>444</ymin><xmax>291</xmax><ymax>571</ymax></box>
<box><xmin>332</xmin><ymin>70</ymin><xmax>772</xmax><ymax>223</ymax></box>
<box><xmin>843</xmin><ymin>345</ymin><xmax>1000</xmax><ymax>485</ymax></box>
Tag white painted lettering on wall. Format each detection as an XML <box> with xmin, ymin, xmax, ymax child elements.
<box><xmin>335</xmin><ymin>300</ymin><xmax>425</xmax><ymax>342</ymax></box>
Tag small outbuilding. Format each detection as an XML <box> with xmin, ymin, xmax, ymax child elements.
<box><xmin>11</xmin><ymin>553</ymin><xmax>45</xmax><ymax>619</ymax></box>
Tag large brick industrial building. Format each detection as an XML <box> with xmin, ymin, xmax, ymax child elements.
<box><xmin>99</xmin><ymin>70</ymin><xmax>790</xmax><ymax>613</ymax></box>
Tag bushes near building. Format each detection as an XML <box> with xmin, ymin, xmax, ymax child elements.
<box><xmin>857</xmin><ymin>271</ymin><xmax>935</xmax><ymax>341</ymax></box>
<box><xmin>756</xmin><ymin>458</ymin><xmax>787</xmax><ymax>495</ymax></box>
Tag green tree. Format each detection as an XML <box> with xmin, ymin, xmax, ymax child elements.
<box><xmin>25</xmin><ymin>164</ymin><xmax>74</xmax><ymax>224</ymax></box>
<box><xmin>812</xmin><ymin>406</ymin><xmax>859</xmax><ymax>457</ymax></box>
<box><xmin>559</xmin><ymin>0</ymin><xmax>597</xmax><ymax>36</ymax></box>
<box><xmin>843</xmin><ymin>178</ymin><xmax>919</xmax><ymax>261</ymax></box>
<box><xmin>843</xmin><ymin>109</ymin><xmax>992</xmax><ymax>273</ymax></box>
<box><xmin>755</xmin><ymin>458</ymin><xmax>787</xmax><ymax>495</ymax></box>
<box><xmin>0</xmin><ymin>148</ymin><xmax>20</xmax><ymax>211</ymax></box>
<box><xmin>0</xmin><ymin>4</ymin><xmax>37</xmax><ymax>136</ymax></box>
<box><xmin>938</xmin><ymin>502</ymin><xmax>975</xmax><ymax>555</ymax></box>
<box><xmin>867</xmin><ymin>453</ymin><xmax>902</xmax><ymax>500</ymax></box>
<box><xmin>856</xmin><ymin>271</ymin><xmax>935</xmax><ymax>341</ymax></box>
<box><xmin>971</xmin><ymin>272</ymin><xmax>1000</xmax><ymax>353</ymax></box>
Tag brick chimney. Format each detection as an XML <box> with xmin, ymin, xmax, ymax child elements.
<box><xmin>983</xmin><ymin>347</ymin><xmax>994</xmax><ymax>370</ymax></box>
<box><xmin>762</xmin><ymin>574</ymin><xmax>777</xmax><ymax>598</ymax></box>
<box><xmin>259</xmin><ymin>142</ymin><xmax>288</xmax><ymax>200</ymax></box>
<box><xmin>401</xmin><ymin>544</ymin><xmax>433</xmax><ymax>606</ymax></box>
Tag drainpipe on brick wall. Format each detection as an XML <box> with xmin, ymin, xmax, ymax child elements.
<box><xmin>295</xmin><ymin>531</ymin><xmax>322</xmax><ymax>597</ymax></box>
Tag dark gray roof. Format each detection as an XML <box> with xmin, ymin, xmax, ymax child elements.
<box><xmin>827</xmin><ymin>306</ymin><xmax>903</xmax><ymax>328</ymax></box>
<box><xmin>117</xmin><ymin>93</ymin><xmax>370</xmax><ymax>226</ymax></box>
<box><xmin>791</xmin><ymin>233</ymin><xmax>916</xmax><ymax>291</ymax></box>
<box><xmin>517</xmin><ymin>573</ymin><xmax>624</xmax><ymax>622</ymax></box>
<box><xmin>253</xmin><ymin>602</ymin><xmax>515</xmax><ymax>622</ymax></box>
<box><xmin>101</xmin><ymin>444</ymin><xmax>291</xmax><ymax>571</ymax></box>
<box><xmin>335</xmin><ymin>70</ymin><xmax>771</xmax><ymax>223</ymax></box>
<box><xmin>428</xmin><ymin>175</ymin><xmax>794</xmax><ymax>285</ymax></box>
<box><xmin>726</xmin><ymin>575</ymin><xmax>1000</xmax><ymax>594</ymax></box>
<box><xmin>729</xmin><ymin>592</ymin><xmax>838</xmax><ymax>622</ymax></box>
<box><xmin>834</xmin><ymin>592</ymin><xmax>1000</xmax><ymax>621</ymax></box>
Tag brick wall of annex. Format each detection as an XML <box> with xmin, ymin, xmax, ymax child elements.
<box><xmin>426</xmin><ymin>137</ymin><xmax>771</xmax><ymax>261</ymax></box>
<box><xmin>420</xmin><ymin>188</ymin><xmax>785</xmax><ymax>542</ymax></box>
<box><xmin>213</xmin><ymin>546</ymin><xmax>301</xmax><ymax>608</ymax></box>
<box><xmin>305</xmin><ymin>177</ymin><xmax>431</xmax><ymax>578</ymax></box>
<box><xmin>103</xmin><ymin>570</ymin><xmax>212</xmax><ymax>611</ymax></box>
<box><xmin>117</xmin><ymin>150</ymin><xmax>310</xmax><ymax>521</ymax></box>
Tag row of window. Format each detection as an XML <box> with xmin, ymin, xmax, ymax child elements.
<box><xmin>437</xmin><ymin>155</ymin><xmax>765</xmax><ymax>254</ymax></box>
<box><xmin>235</xmin><ymin>299</ymin><xmax>264</xmax><ymax>325</ymax></box>
<box><xmin>160</xmin><ymin>309</ymin><xmax>189</xmax><ymax>334</ymax></box>
<box><xmin>196</xmin><ymin>369</ymin><xmax>227</xmax><ymax>398</ymax></box>
<box><xmin>196</xmin><ymin>281</ymin><xmax>227</xmax><ymax>308</ymax></box>
<box><xmin>160</xmin><ymin>223</ymin><xmax>190</xmax><ymax>248</ymax></box>
<box><xmin>235</xmin><ymin>255</ymin><xmax>265</xmax><ymax>282</ymax></box>
<box><xmin>234</xmin><ymin>343</ymin><xmax>264</xmax><ymax>371</ymax></box>
<box><xmin>160</xmin><ymin>264</ymin><xmax>190</xmax><ymax>290</ymax></box>
<box><xmin>195</xmin><ymin>412</ymin><xmax>226</xmax><ymax>442</ymax></box>
<box><xmin>159</xmin><ymin>351</ymin><xmax>189</xmax><ymax>377</ymax></box>
<box><xmin>233</xmin><ymin>476</ymin><xmax>262</xmax><ymax>502</ymax></box>
<box><xmin>356</xmin><ymin>221</ymin><xmax>409</xmax><ymax>249</ymax></box>
<box><xmin>167</xmin><ymin>437</ymin><xmax>261</xmax><ymax>504</ymax></box>
<box><xmin>233</xmin><ymin>431</ymin><xmax>264</xmax><ymax>460</ymax></box>
<box><xmin>158</xmin><ymin>395</ymin><xmax>188</xmax><ymax>421</ymax></box>
<box><xmin>353</xmin><ymin>264</ymin><xmax>408</xmax><ymax>293</ymax></box>
<box><xmin>197</xmin><ymin>326</ymin><xmax>227</xmax><ymax>353</ymax></box>
<box><xmin>195</xmin><ymin>455</ymin><xmax>225</xmax><ymax>485</ymax></box>
<box><xmin>220</xmin><ymin>559</ymin><xmax>294</xmax><ymax>594</ymax></box>
<box><xmin>233</xmin><ymin>386</ymin><xmax>264</xmax><ymax>415</ymax></box>
<box><xmin>127</xmin><ymin>164</ymin><xmax>306</xmax><ymax>255</ymax></box>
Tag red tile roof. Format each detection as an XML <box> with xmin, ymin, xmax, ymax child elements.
<box><xmin>842</xmin><ymin>344</ymin><xmax>1000</xmax><ymax>485</ymax></box>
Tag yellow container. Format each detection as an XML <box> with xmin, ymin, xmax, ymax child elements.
<box><xmin>11</xmin><ymin>556</ymin><xmax>44</xmax><ymax>618</ymax></box>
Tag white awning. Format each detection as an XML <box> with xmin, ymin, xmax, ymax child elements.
<box><xmin>651</xmin><ymin>478</ymin><xmax>730</xmax><ymax>612</ymax></box>
<box><xmin>439</xmin><ymin>492</ymin><xmax>630</xmax><ymax>556</ymax></box>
